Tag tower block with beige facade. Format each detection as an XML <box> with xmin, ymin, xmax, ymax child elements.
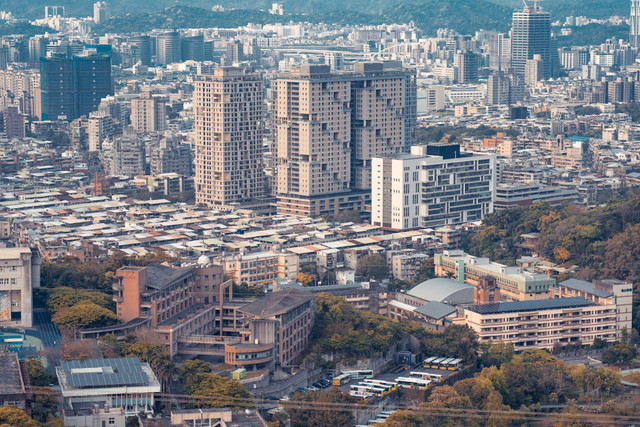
<box><xmin>194</xmin><ymin>67</ymin><xmax>265</xmax><ymax>207</ymax></box>
<box><xmin>273</xmin><ymin>65</ymin><xmax>353</xmax><ymax>216</ymax></box>
<box><xmin>272</xmin><ymin>62</ymin><xmax>416</xmax><ymax>217</ymax></box>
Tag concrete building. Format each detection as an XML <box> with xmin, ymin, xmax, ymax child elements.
<box><xmin>494</xmin><ymin>183</ymin><xmax>579</xmax><ymax>209</ymax></box>
<box><xmin>130</xmin><ymin>91</ymin><xmax>166</xmax><ymax>134</ymax></box>
<box><xmin>273</xmin><ymin>64</ymin><xmax>356</xmax><ymax>217</ymax></box>
<box><xmin>0</xmin><ymin>247</ymin><xmax>40</xmax><ymax>327</ymax></box>
<box><xmin>488</xmin><ymin>32</ymin><xmax>511</xmax><ymax>71</ymax></box>
<box><xmin>463</xmin><ymin>297</ymin><xmax>618</xmax><ymax>350</ymax></box>
<box><xmin>632</xmin><ymin>0</ymin><xmax>640</xmax><ymax>47</ymax></box>
<box><xmin>455</xmin><ymin>50</ymin><xmax>479</xmax><ymax>83</ymax></box>
<box><xmin>272</xmin><ymin>62</ymin><xmax>416</xmax><ymax>217</ymax></box>
<box><xmin>181</xmin><ymin>35</ymin><xmax>204</xmax><ymax>62</ymax></box>
<box><xmin>0</xmin><ymin>353</ymin><xmax>30</xmax><ymax>413</ymax></box>
<box><xmin>57</xmin><ymin>357</ymin><xmax>161</xmax><ymax>417</ymax></box>
<box><xmin>389</xmin><ymin>249</ymin><xmax>430</xmax><ymax>282</ymax></box>
<box><xmin>149</xmin><ymin>136</ymin><xmax>192</xmax><ymax>176</ymax></box>
<box><xmin>93</xmin><ymin>1</ymin><xmax>110</xmax><ymax>24</ymax></box>
<box><xmin>87</xmin><ymin>112</ymin><xmax>113</xmax><ymax>151</ymax></box>
<box><xmin>371</xmin><ymin>144</ymin><xmax>495</xmax><ymax>231</ymax></box>
<box><xmin>128</xmin><ymin>35</ymin><xmax>151</xmax><ymax>66</ymax></box>
<box><xmin>511</xmin><ymin>2</ymin><xmax>551</xmax><ymax>79</ymax></box>
<box><xmin>525</xmin><ymin>54</ymin><xmax>544</xmax><ymax>86</ymax></box>
<box><xmin>421</xmin><ymin>86</ymin><xmax>445</xmax><ymax>112</ymax></box>
<box><xmin>39</xmin><ymin>52</ymin><xmax>112</xmax><ymax>121</ymax></box>
<box><xmin>223</xmin><ymin>251</ymin><xmax>299</xmax><ymax>287</ymax></box>
<box><xmin>388</xmin><ymin>277</ymin><xmax>473</xmax><ymax>331</ymax></box>
<box><xmin>109</xmin><ymin>262</ymin><xmax>314</xmax><ymax>368</ymax></box>
<box><xmin>487</xmin><ymin>71</ymin><xmax>512</xmax><ymax>105</ymax></box>
<box><xmin>434</xmin><ymin>250</ymin><xmax>555</xmax><ymax>301</ymax></box>
<box><xmin>161</xmin><ymin>409</ymin><xmax>268</xmax><ymax>427</ymax></box>
<box><xmin>2</xmin><ymin>105</ymin><xmax>25</xmax><ymax>139</ymax></box>
<box><xmin>194</xmin><ymin>68</ymin><xmax>265</xmax><ymax>207</ymax></box>
<box><xmin>236</xmin><ymin>289</ymin><xmax>314</xmax><ymax>367</ymax></box>
<box><xmin>552</xmin><ymin>278</ymin><xmax>633</xmax><ymax>340</ymax></box>
<box><xmin>155</xmin><ymin>32</ymin><xmax>181</xmax><ymax>65</ymax></box>
<box><xmin>111</xmin><ymin>127</ymin><xmax>145</xmax><ymax>177</ymax></box>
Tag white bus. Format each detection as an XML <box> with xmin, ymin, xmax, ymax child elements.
<box><xmin>342</xmin><ymin>369</ymin><xmax>374</xmax><ymax>379</ymax></box>
<box><xmin>423</xmin><ymin>356</ymin><xmax>437</xmax><ymax>368</ymax></box>
<box><xmin>361</xmin><ymin>379</ymin><xmax>398</xmax><ymax>392</ymax></box>
<box><xmin>396</xmin><ymin>376</ymin><xmax>431</xmax><ymax>390</ymax></box>
<box><xmin>350</xmin><ymin>385</ymin><xmax>373</xmax><ymax>398</ymax></box>
<box><xmin>410</xmin><ymin>371</ymin><xmax>443</xmax><ymax>382</ymax></box>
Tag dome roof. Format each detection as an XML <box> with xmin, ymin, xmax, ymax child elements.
<box><xmin>197</xmin><ymin>254</ymin><xmax>211</xmax><ymax>265</ymax></box>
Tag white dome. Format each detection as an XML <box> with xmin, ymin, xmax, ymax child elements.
<box><xmin>197</xmin><ymin>255</ymin><xmax>211</xmax><ymax>265</ymax></box>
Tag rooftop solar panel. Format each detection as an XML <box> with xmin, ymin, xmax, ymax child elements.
<box><xmin>467</xmin><ymin>297</ymin><xmax>592</xmax><ymax>315</ymax></box>
<box><xmin>62</xmin><ymin>357</ymin><xmax>150</xmax><ymax>388</ymax></box>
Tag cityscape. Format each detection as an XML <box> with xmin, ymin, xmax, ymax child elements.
<box><xmin>1</xmin><ymin>0</ymin><xmax>640</xmax><ymax>426</ymax></box>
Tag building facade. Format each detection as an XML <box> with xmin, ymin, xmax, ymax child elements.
<box><xmin>372</xmin><ymin>144</ymin><xmax>495</xmax><ymax>231</ymax></box>
<box><xmin>0</xmin><ymin>247</ymin><xmax>40</xmax><ymax>327</ymax></box>
<box><xmin>511</xmin><ymin>3</ymin><xmax>551</xmax><ymax>79</ymax></box>
<box><xmin>155</xmin><ymin>32</ymin><xmax>181</xmax><ymax>65</ymax></box>
<box><xmin>194</xmin><ymin>68</ymin><xmax>265</xmax><ymax>207</ymax></box>
<box><xmin>273</xmin><ymin>62</ymin><xmax>416</xmax><ymax>217</ymax></box>
<box><xmin>130</xmin><ymin>91</ymin><xmax>166</xmax><ymax>134</ymax></box>
<box><xmin>39</xmin><ymin>53</ymin><xmax>112</xmax><ymax>121</ymax></box>
<box><xmin>463</xmin><ymin>297</ymin><xmax>618</xmax><ymax>350</ymax></box>
<box><xmin>434</xmin><ymin>250</ymin><xmax>555</xmax><ymax>301</ymax></box>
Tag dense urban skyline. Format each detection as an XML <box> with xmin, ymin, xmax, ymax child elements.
<box><xmin>0</xmin><ymin>1</ymin><xmax>639</xmax><ymax>426</ymax></box>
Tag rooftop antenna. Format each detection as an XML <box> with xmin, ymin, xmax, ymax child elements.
<box><xmin>523</xmin><ymin>0</ymin><xmax>542</xmax><ymax>11</ymax></box>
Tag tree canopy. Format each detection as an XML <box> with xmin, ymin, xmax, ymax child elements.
<box><xmin>356</xmin><ymin>254</ymin><xmax>389</xmax><ymax>280</ymax></box>
<box><xmin>179</xmin><ymin>359</ymin><xmax>212</xmax><ymax>393</ymax></box>
<box><xmin>383</xmin><ymin>347</ymin><xmax>621</xmax><ymax>426</ymax></box>
<box><xmin>51</xmin><ymin>301</ymin><xmax>120</xmax><ymax>330</ymax></box>
<box><xmin>464</xmin><ymin>191</ymin><xmax>640</xmax><ymax>291</ymax></box>
<box><xmin>0</xmin><ymin>406</ymin><xmax>38</xmax><ymax>427</ymax></box>
<box><xmin>306</xmin><ymin>293</ymin><xmax>408</xmax><ymax>362</ymax></box>
<box><xmin>46</xmin><ymin>286</ymin><xmax>114</xmax><ymax>315</ymax></box>
<box><xmin>285</xmin><ymin>388</ymin><xmax>355</xmax><ymax>427</ymax></box>
<box><xmin>187</xmin><ymin>373</ymin><xmax>253</xmax><ymax>409</ymax></box>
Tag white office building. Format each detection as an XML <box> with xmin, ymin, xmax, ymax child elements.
<box><xmin>372</xmin><ymin>144</ymin><xmax>495</xmax><ymax>230</ymax></box>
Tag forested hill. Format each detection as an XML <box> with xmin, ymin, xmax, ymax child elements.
<box><xmin>94</xmin><ymin>2</ymin><xmax>514</xmax><ymax>36</ymax></box>
<box><xmin>2</xmin><ymin>0</ymin><xmax>629</xmax><ymax>35</ymax></box>
<box><xmin>464</xmin><ymin>189</ymin><xmax>640</xmax><ymax>289</ymax></box>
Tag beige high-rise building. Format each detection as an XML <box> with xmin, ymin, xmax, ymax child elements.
<box><xmin>350</xmin><ymin>62</ymin><xmax>416</xmax><ymax>191</ymax></box>
<box><xmin>273</xmin><ymin>65</ymin><xmax>353</xmax><ymax>217</ymax></box>
<box><xmin>272</xmin><ymin>63</ymin><xmax>416</xmax><ymax>217</ymax></box>
<box><xmin>131</xmin><ymin>91</ymin><xmax>166</xmax><ymax>134</ymax></box>
<box><xmin>194</xmin><ymin>67</ymin><xmax>265</xmax><ymax>207</ymax></box>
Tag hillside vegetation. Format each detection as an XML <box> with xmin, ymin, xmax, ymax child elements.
<box><xmin>465</xmin><ymin>189</ymin><xmax>640</xmax><ymax>291</ymax></box>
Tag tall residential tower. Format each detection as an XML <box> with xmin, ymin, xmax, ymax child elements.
<box><xmin>194</xmin><ymin>67</ymin><xmax>265</xmax><ymax>207</ymax></box>
<box><xmin>272</xmin><ymin>62</ymin><xmax>416</xmax><ymax>217</ymax></box>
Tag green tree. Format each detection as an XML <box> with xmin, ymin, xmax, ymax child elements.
<box><xmin>382</xmin><ymin>410</ymin><xmax>426</xmax><ymax>426</ymax></box>
<box><xmin>52</xmin><ymin>301</ymin><xmax>120</xmax><ymax>330</ymax></box>
<box><xmin>46</xmin><ymin>287</ymin><xmax>113</xmax><ymax>315</ymax></box>
<box><xmin>0</xmin><ymin>405</ymin><xmax>38</xmax><ymax>427</ymax></box>
<box><xmin>285</xmin><ymin>388</ymin><xmax>354</xmax><ymax>427</ymax></box>
<box><xmin>188</xmin><ymin>373</ymin><xmax>253</xmax><ymax>409</ymax></box>
<box><xmin>30</xmin><ymin>386</ymin><xmax>61</xmax><ymax>424</ymax></box>
<box><xmin>480</xmin><ymin>343</ymin><xmax>515</xmax><ymax>368</ymax></box>
<box><xmin>601</xmin><ymin>343</ymin><xmax>637</xmax><ymax>365</ymax></box>
<box><xmin>356</xmin><ymin>253</ymin><xmax>389</xmax><ymax>280</ymax></box>
<box><xmin>26</xmin><ymin>357</ymin><xmax>50</xmax><ymax>387</ymax></box>
<box><xmin>179</xmin><ymin>359</ymin><xmax>212</xmax><ymax>393</ymax></box>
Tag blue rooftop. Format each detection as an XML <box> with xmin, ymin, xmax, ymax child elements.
<box><xmin>467</xmin><ymin>297</ymin><xmax>592</xmax><ymax>315</ymax></box>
